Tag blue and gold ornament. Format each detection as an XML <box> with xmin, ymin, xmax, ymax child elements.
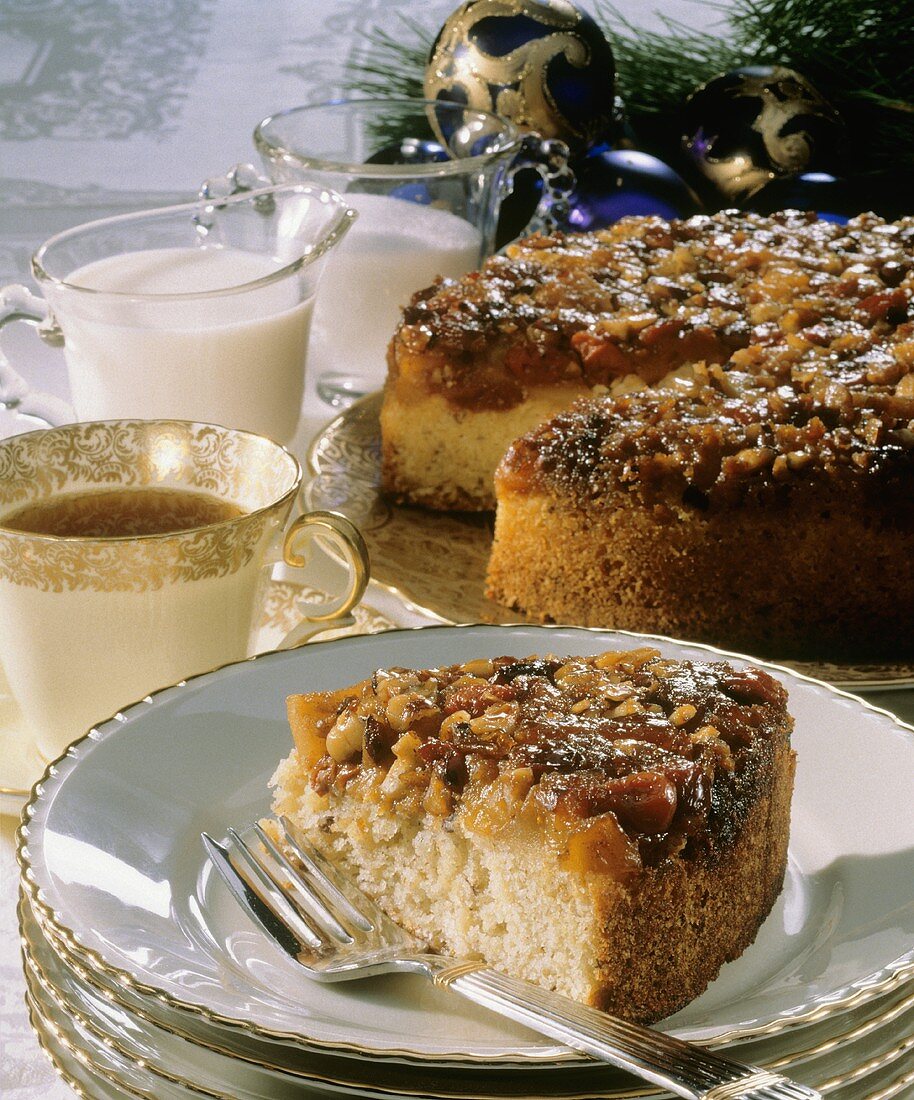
<box><xmin>424</xmin><ymin>0</ymin><xmax>618</xmax><ymax>148</ymax></box>
<box><xmin>681</xmin><ymin>66</ymin><xmax>844</xmax><ymax>204</ymax></box>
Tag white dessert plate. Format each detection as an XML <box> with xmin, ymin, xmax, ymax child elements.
<box><xmin>19</xmin><ymin>888</ymin><xmax>914</xmax><ymax>1099</ymax></box>
<box><xmin>0</xmin><ymin>578</ymin><xmax>397</xmax><ymax>816</ymax></box>
<box><xmin>25</xmin><ymin>998</ymin><xmax>133</xmax><ymax>1100</ymax></box>
<box><xmin>26</xmin><ymin>970</ymin><xmax>914</xmax><ymax>1100</ymax></box>
<box><xmin>18</xmin><ymin>625</ymin><xmax>914</xmax><ymax>1066</ymax></box>
<box><xmin>22</xmin><ymin>937</ymin><xmax>914</xmax><ymax>1100</ymax></box>
<box><xmin>305</xmin><ymin>394</ymin><xmax>914</xmax><ymax>691</ymax></box>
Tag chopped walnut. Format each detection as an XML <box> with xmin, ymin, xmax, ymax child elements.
<box><xmin>295</xmin><ymin>650</ymin><xmax>790</xmax><ymax>870</ymax></box>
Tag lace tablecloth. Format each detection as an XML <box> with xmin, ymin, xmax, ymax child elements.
<box><xmin>1</xmin><ymin>815</ymin><xmax>69</xmax><ymax>1100</ymax></box>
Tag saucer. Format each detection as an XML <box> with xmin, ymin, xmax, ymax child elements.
<box><xmin>0</xmin><ymin>579</ymin><xmax>397</xmax><ymax>817</ymax></box>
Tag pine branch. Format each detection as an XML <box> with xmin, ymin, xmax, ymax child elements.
<box><xmin>597</xmin><ymin>0</ymin><xmax>914</xmax><ymax>172</ymax></box>
<box><xmin>341</xmin><ymin>18</ymin><xmax>434</xmax><ymax>147</ymax></box>
<box><xmin>596</xmin><ymin>3</ymin><xmax>746</xmax><ymax>115</ymax></box>
<box><xmin>343</xmin><ymin>18</ymin><xmax>432</xmax><ymax>102</ymax></box>
<box><xmin>344</xmin><ymin>0</ymin><xmax>914</xmax><ymax>174</ymax></box>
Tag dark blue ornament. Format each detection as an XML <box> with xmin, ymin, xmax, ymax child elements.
<box><xmin>425</xmin><ymin>1</ymin><xmax>618</xmax><ymax>148</ymax></box>
<box><xmin>681</xmin><ymin>66</ymin><xmax>844</xmax><ymax>204</ymax></box>
<box><xmin>364</xmin><ymin>138</ymin><xmax>449</xmax><ymax>166</ymax></box>
<box><xmin>747</xmin><ymin>172</ymin><xmax>857</xmax><ymax>224</ymax></box>
<box><xmin>565</xmin><ymin>148</ymin><xmax>702</xmax><ymax>231</ymax></box>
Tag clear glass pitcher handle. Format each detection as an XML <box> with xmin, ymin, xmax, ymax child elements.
<box><xmin>0</xmin><ymin>284</ymin><xmax>73</xmax><ymax>428</ymax></box>
<box><xmin>511</xmin><ymin>133</ymin><xmax>575</xmax><ymax>234</ymax></box>
<box><xmin>273</xmin><ymin>510</ymin><xmax>371</xmax><ymax>649</ymax></box>
<box><xmin>199</xmin><ymin>163</ymin><xmax>273</xmax><ymax>201</ymax></box>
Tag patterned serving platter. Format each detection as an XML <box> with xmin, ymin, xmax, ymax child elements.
<box><xmin>305</xmin><ymin>394</ymin><xmax>914</xmax><ymax>690</ymax></box>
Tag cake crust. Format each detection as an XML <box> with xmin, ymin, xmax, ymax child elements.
<box><xmin>486</xmin><ymin>369</ymin><xmax>914</xmax><ymax>660</ymax></box>
<box><xmin>271</xmin><ymin>647</ymin><xmax>795</xmax><ymax>1023</ymax></box>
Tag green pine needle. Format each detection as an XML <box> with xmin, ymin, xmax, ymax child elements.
<box><xmin>344</xmin><ymin>18</ymin><xmax>431</xmax><ymax>102</ymax></box>
<box><xmin>596</xmin><ymin>0</ymin><xmax>914</xmax><ymax>172</ymax></box>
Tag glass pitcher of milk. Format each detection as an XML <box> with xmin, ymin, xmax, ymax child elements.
<box><xmin>218</xmin><ymin>98</ymin><xmax>571</xmax><ymax>407</ymax></box>
<box><xmin>0</xmin><ymin>184</ymin><xmax>355</xmax><ymax>443</ymax></box>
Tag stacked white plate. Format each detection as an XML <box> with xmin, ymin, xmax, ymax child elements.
<box><xmin>17</xmin><ymin>625</ymin><xmax>914</xmax><ymax>1099</ymax></box>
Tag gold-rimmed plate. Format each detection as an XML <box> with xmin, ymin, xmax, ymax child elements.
<box><xmin>16</xmin><ymin>624</ymin><xmax>914</xmax><ymax>1066</ymax></box>
<box><xmin>18</xmin><ymin>886</ymin><xmax>914</xmax><ymax>1100</ymax></box>
<box><xmin>27</xmin><ymin>968</ymin><xmax>914</xmax><ymax>1100</ymax></box>
<box><xmin>305</xmin><ymin>394</ymin><xmax>914</xmax><ymax>691</ymax></box>
<box><xmin>24</xmin><ymin>998</ymin><xmax>125</xmax><ymax>1100</ymax></box>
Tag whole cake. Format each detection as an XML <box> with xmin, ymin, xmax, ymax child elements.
<box><xmin>270</xmin><ymin>646</ymin><xmax>795</xmax><ymax>1023</ymax></box>
<box><xmin>486</xmin><ymin>217</ymin><xmax>914</xmax><ymax>661</ymax></box>
<box><xmin>382</xmin><ymin>209</ymin><xmax>914</xmax><ymax>516</ymax></box>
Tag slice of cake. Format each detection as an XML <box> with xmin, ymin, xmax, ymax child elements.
<box><xmin>270</xmin><ymin>646</ymin><xmax>795</xmax><ymax>1024</ymax></box>
<box><xmin>380</xmin><ymin>216</ymin><xmax>733</xmax><ymax>511</ymax></box>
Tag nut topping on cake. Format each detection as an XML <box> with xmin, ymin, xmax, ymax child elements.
<box><xmin>382</xmin><ymin>209</ymin><xmax>914</xmax><ymax>513</ymax></box>
<box><xmin>288</xmin><ymin>648</ymin><xmax>789</xmax><ymax>873</ymax></box>
<box><xmin>389</xmin><ymin>210</ymin><xmax>914</xmax><ymax>418</ymax></box>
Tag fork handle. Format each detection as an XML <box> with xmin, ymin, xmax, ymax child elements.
<box><xmin>435</xmin><ymin>965</ymin><xmax>818</xmax><ymax>1100</ymax></box>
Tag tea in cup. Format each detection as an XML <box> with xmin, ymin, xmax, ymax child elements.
<box><xmin>0</xmin><ymin>419</ymin><xmax>369</xmax><ymax>760</ymax></box>
<box><xmin>0</xmin><ymin>185</ymin><xmax>355</xmax><ymax>443</ymax></box>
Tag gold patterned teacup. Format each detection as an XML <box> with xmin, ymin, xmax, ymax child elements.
<box><xmin>0</xmin><ymin>419</ymin><xmax>369</xmax><ymax>761</ymax></box>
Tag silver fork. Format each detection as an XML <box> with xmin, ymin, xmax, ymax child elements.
<box><xmin>202</xmin><ymin>818</ymin><xmax>822</xmax><ymax>1100</ymax></box>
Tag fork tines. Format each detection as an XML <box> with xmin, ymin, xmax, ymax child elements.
<box><xmin>202</xmin><ymin>816</ymin><xmax>413</xmax><ymax>972</ymax></box>
<box><xmin>203</xmin><ymin>822</ymin><xmax>824</xmax><ymax>1100</ymax></box>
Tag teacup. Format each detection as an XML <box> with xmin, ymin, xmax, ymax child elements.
<box><xmin>0</xmin><ymin>419</ymin><xmax>369</xmax><ymax>760</ymax></box>
<box><xmin>0</xmin><ymin>184</ymin><xmax>356</xmax><ymax>443</ymax></box>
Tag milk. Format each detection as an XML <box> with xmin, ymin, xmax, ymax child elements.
<box><xmin>57</xmin><ymin>247</ymin><xmax>315</xmax><ymax>442</ymax></box>
<box><xmin>308</xmin><ymin>193</ymin><xmax>483</xmax><ymax>390</ymax></box>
